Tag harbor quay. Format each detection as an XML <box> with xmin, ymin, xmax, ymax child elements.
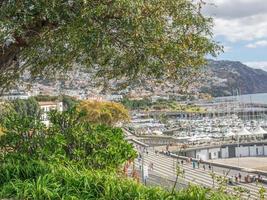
<box><xmin>125</xmin><ymin>98</ymin><xmax>267</xmax><ymax>199</ymax></box>
<box><xmin>127</xmin><ymin>132</ymin><xmax>267</xmax><ymax>199</ymax></box>
<box><xmin>175</xmin><ymin>141</ymin><xmax>267</xmax><ymax>160</ymax></box>
<box><xmin>129</xmin><ymin>141</ymin><xmax>267</xmax><ymax>200</ymax></box>
<box><xmin>135</xmin><ymin>107</ymin><xmax>267</xmax><ymax>121</ymax></box>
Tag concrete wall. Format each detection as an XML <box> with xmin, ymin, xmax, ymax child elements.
<box><xmin>209</xmin><ymin>148</ymin><xmax>221</xmax><ymax>159</ymax></box>
<box><xmin>264</xmin><ymin>146</ymin><xmax>267</xmax><ymax>155</ymax></box>
<box><xmin>221</xmin><ymin>147</ymin><xmax>228</xmax><ymax>158</ymax></box>
<box><xmin>186</xmin><ymin>143</ymin><xmax>267</xmax><ymax>160</ymax></box>
<box><xmin>196</xmin><ymin>149</ymin><xmax>208</xmax><ymax>160</ymax></box>
<box><xmin>237</xmin><ymin>146</ymin><xmax>249</xmax><ymax>157</ymax></box>
<box><xmin>195</xmin><ymin>148</ymin><xmax>221</xmax><ymax>160</ymax></box>
<box><xmin>250</xmin><ymin>145</ymin><xmax>257</xmax><ymax>156</ymax></box>
<box><xmin>257</xmin><ymin>145</ymin><xmax>264</xmax><ymax>156</ymax></box>
<box><xmin>186</xmin><ymin>150</ymin><xmax>196</xmax><ymax>159</ymax></box>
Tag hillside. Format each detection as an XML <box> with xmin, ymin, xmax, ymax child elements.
<box><xmin>200</xmin><ymin>60</ymin><xmax>267</xmax><ymax>97</ymax></box>
<box><xmin>11</xmin><ymin>60</ymin><xmax>267</xmax><ymax>99</ymax></box>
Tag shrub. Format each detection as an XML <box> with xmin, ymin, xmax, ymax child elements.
<box><xmin>0</xmin><ymin>157</ymin><xmax>236</xmax><ymax>200</ymax></box>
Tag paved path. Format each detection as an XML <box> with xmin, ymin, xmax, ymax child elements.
<box><xmin>123</xmin><ymin>129</ymin><xmax>267</xmax><ymax>199</ymax></box>
<box><xmin>214</xmin><ymin>157</ymin><xmax>267</xmax><ymax>171</ymax></box>
<box><xmin>134</xmin><ymin>150</ymin><xmax>267</xmax><ymax>200</ymax></box>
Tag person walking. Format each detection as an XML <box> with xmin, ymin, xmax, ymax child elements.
<box><xmin>150</xmin><ymin>162</ymin><xmax>154</xmax><ymax>170</ymax></box>
<box><xmin>235</xmin><ymin>175</ymin><xmax>238</xmax><ymax>183</ymax></box>
<box><xmin>238</xmin><ymin>173</ymin><xmax>242</xmax><ymax>182</ymax></box>
<box><xmin>208</xmin><ymin>164</ymin><xmax>211</xmax><ymax>170</ymax></box>
<box><xmin>228</xmin><ymin>176</ymin><xmax>234</xmax><ymax>185</ymax></box>
<box><xmin>192</xmin><ymin>161</ymin><xmax>196</xmax><ymax>169</ymax></box>
<box><xmin>203</xmin><ymin>164</ymin><xmax>206</xmax><ymax>171</ymax></box>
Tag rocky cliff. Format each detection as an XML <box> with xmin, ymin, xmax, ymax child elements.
<box><xmin>200</xmin><ymin>60</ymin><xmax>267</xmax><ymax>97</ymax></box>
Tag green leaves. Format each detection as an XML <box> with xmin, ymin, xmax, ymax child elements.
<box><xmin>77</xmin><ymin>100</ymin><xmax>130</xmax><ymax>126</ymax></box>
<box><xmin>0</xmin><ymin>112</ymin><xmax>45</xmax><ymax>155</ymax></box>
<box><xmin>0</xmin><ymin>158</ymin><xmax>236</xmax><ymax>200</ymax></box>
<box><xmin>0</xmin><ymin>107</ymin><xmax>136</xmax><ymax>170</ymax></box>
<box><xmin>0</xmin><ymin>107</ymin><xmax>236</xmax><ymax>200</ymax></box>
<box><xmin>47</xmin><ymin>109</ymin><xmax>136</xmax><ymax>169</ymax></box>
<box><xmin>9</xmin><ymin>97</ymin><xmax>42</xmax><ymax>119</ymax></box>
<box><xmin>0</xmin><ymin>0</ymin><xmax>221</xmax><ymax>89</ymax></box>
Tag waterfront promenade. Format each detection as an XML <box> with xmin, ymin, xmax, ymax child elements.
<box><xmin>135</xmin><ymin>150</ymin><xmax>267</xmax><ymax>200</ymax></box>
<box><xmin>214</xmin><ymin>157</ymin><xmax>267</xmax><ymax>171</ymax></box>
<box><xmin>125</xmin><ymin>128</ymin><xmax>267</xmax><ymax>199</ymax></box>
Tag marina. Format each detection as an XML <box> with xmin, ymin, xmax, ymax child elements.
<box><xmin>127</xmin><ymin>94</ymin><xmax>267</xmax><ymax>168</ymax></box>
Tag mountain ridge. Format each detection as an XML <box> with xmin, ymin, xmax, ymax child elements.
<box><xmin>200</xmin><ymin>60</ymin><xmax>267</xmax><ymax>97</ymax></box>
<box><xmin>12</xmin><ymin>59</ymin><xmax>267</xmax><ymax>99</ymax></box>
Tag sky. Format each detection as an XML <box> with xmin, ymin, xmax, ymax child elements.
<box><xmin>202</xmin><ymin>0</ymin><xmax>267</xmax><ymax>71</ymax></box>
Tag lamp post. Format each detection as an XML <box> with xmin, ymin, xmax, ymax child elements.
<box><xmin>141</xmin><ymin>151</ymin><xmax>145</xmax><ymax>184</ymax></box>
<box><xmin>237</xmin><ymin>130</ymin><xmax>240</xmax><ymax>167</ymax></box>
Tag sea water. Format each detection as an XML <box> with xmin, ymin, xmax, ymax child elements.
<box><xmin>216</xmin><ymin>93</ymin><xmax>267</xmax><ymax>104</ymax></box>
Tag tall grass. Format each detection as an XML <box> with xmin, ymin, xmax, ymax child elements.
<box><xmin>0</xmin><ymin>157</ymin><xmax>236</xmax><ymax>200</ymax></box>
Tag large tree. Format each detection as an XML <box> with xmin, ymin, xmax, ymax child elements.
<box><xmin>10</xmin><ymin>97</ymin><xmax>41</xmax><ymax>119</ymax></box>
<box><xmin>0</xmin><ymin>0</ymin><xmax>221</xmax><ymax>89</ymax></box>
<box><xmin>77</xmin><ymin>100</ymin><xmax>129</xmax><ymax>126</ymax></box>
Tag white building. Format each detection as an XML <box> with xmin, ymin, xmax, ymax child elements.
<box><xmin>183</xmin><ymin>142</ymin><xmax>267</xmax><ymax>161</ymax></box>
<box><xmin>0</xmin><ymin>91</ymin><xmax>29</xmax><ymax>101</ymax></box>
<box><xmin>39</xmin><ymin>101</ymin><xmax>63</xmax><ymax>126</ymax></box>
<box><xmin>151</xmin><ymin>95</ymin><xmax>169</xmax><ymax>103</ymax></box>
<box><xmin>106</xmin><ymin>94</ymin><xmax>123</xmax><ymax>102</ymax></box>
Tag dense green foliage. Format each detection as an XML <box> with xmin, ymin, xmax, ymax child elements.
<box><xmin>121</xmin><ymin>98</ymin><xmax>152</xmax><ymax>110</ymax></box>
<box><xmin>0</xmin><ymin>156</ymin><xmax>235</xmax><ymax>200</ymax></box>
<box><xmin>34</xmin><ymin>95</ymin><xmax>59</xmax><ymax>102</ymax></box>
<box><xmin>0</xmin><ymin>0</ymin><xmax>221</xmax><ymax>89</ymax></box>
<box><xmin>10</xmin><ymin>97</ymin><xmax>41</xmax><ymax>118</ymax></box>
<box><xmin>121</xmin><ymin>98</ymin><xmax>206</xmax><ymax>112</ymax></box>
<box><xmin>62</xmin><ymin>95</ymin><xmax>79</xmax><ymax>110</ymax></box>
<box><xmin>0</xmin><ymin>107</ymin><xmax>237</xmax><ymax>200</ymax></box>
<box><xmin>78</xmin><ymin>100</ymin><xmax>129</xmax><ymax>126</ymax></box>
<box><xmin>0</xmin><ymin>108</ymin><xmax>136</xmax><ymax>169</ymax></box>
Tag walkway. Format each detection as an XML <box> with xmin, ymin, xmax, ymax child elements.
<box><xmin>134</xmin><ymin>150</ymin><xmax>267</xmax><ymax>200</ymax></box>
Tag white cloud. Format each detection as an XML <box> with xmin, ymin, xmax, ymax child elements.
<box><xmin>246</xmin><ymin>40</ymin><xmax>267</xmax><ymax>48</ymax></box>
<box><xmin>244</xmin><ymin>61</ymin><xmax>267</xmax><ymax>71</ymax></box>
<box><xmin>223</xmin><ymin>46</ymin><xmax>232</xmax><ymax>52</ymax></box>
<box><xmin>214</xmin><ymin>14</ymin><xmax>267</xmax><ymax>42</ymax></box>
<box><xmin>203</xmin><ymin>0</ymin><xmax>267</xmax><ymax>19</ymax></box>
<box><xmin>203</xmin><ymin>0</ymin><xmax>267</xmax><ymax>42</ymax></box>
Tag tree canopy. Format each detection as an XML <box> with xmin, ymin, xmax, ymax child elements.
<box><xmin>0</xmin><ymin>126</ymin><xmax>4</xmax><ymax>137</ymax></box>
<box><xmin>0</xmin><ymin>0</ymin><xmax>221</xmax><ymax>89</ymax></box>
<box><xmin>0</xmin><ymin>105</ymin><xmax>236</xmax><ymax>200</ymax></box>
<box><xmin>77</xmin><ymin>100</ymin><xmax>129</xmax><ymax>126</ymax></box>
<box><xmin>10</xmin><ymin>97</ymin><xmax>41</xmax><ymax>119</ymax></box>
<box><xmin>0</xmin><ymin>108</ymin><xmax>136</xmax><ymax>169</ymax></box>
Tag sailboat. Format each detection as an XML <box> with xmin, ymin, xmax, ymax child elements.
<box><xmin>236</xmin><ymin>127</ymin><xmax>253</xmax><ymax>137</ymax></box>
<box><xmin>252</xmin><ymin>126</ymin><xmax>267</xmax><ymax>136</ymax></box>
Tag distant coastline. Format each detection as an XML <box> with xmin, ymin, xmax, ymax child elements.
<box><xmin>216</xmin><ymin>93</ymin><xmax>267</xmax><ymax>104</ymax></box>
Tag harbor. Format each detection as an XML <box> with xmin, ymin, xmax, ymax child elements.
<box><xmin>127</xmin><ymin>95</ymin><xmax>267</xmax><ymax>169</ymax></box>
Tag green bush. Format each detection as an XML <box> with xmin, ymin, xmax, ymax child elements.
<box><xmin>34</xmin><ymin>95</ymin><xmax>59</xmax><ymax>102</ymax></box>
<box><xmin>0</xmin><ymin>157</ymin><xmax>235</xmax><ymax>200</ymax></box>
<box><xmin>0</xmin><ymin>108</ymin><xmax>235</xmax><ymax>200</ymax></box>
<box><xmin>0</xmin><ymin>108</ymin><xmax>136</xmax><ymax>170</ymax></box>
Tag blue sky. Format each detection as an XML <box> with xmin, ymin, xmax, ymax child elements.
<box><xmin>203</xmin><ymin>0</ymin><xmax>267</xmax><ymax>71</ymax></box>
